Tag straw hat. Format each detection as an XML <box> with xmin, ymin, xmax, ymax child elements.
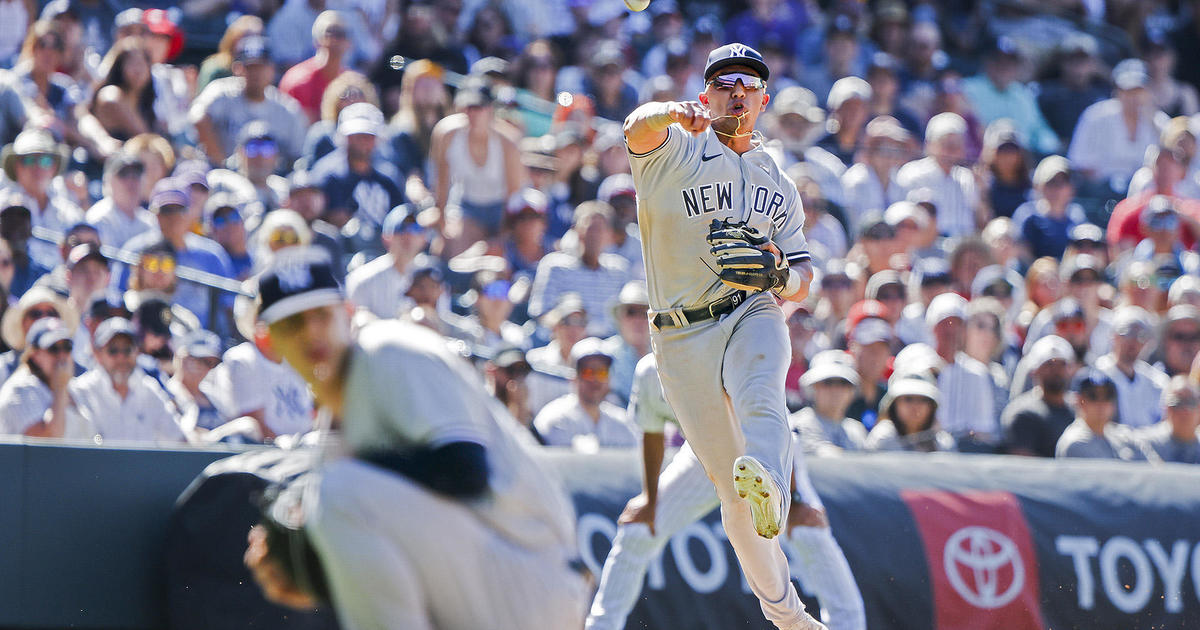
<box><xmin>0</xmin><ymin>285</ymin><xmax>79</xmax><ymax>351</ymax></box>
<box><xmin>1</xmin><ymin>128</ymin><xmax>68</xmax><ymax>182</ymax></box>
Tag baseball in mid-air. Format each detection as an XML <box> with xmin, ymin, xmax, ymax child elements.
<box><xmin>624</xmin><ymin>0</ymin><xmax>650</xmax><ymax>12</ymax></box>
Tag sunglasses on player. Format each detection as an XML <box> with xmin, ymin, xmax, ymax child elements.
<box><xmin>707</xmin><ymin>72</ymin><xmax>766</xmax><ymax>91</ymax></box>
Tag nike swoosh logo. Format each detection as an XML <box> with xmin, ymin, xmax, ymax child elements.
<box><xmin>701</xmin><ymin>153</ymin><xmax>720</xmax><ymax>161</ymax></box>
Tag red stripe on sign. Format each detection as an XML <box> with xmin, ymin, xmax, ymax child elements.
<box><xmin>901</xmin><ymin>489</ymin><xmax>1045</xmax><ymax>630</ymax></box>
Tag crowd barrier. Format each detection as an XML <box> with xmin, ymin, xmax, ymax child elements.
<box><xmin>2</xmin><ymin>439</ymin><xmax>1199</xmax><ymax>629</ymax></box>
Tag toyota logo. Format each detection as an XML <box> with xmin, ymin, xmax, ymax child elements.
<box><xmin>943</xmin><ymin>526</ymin><xmax>1025</xmax><ymax>609</ymax></box>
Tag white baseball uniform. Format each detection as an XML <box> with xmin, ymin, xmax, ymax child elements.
<box><xmin>303</xmin><ymin>320</ymin><xmax>587</xmax><ymax>630</ymax></box>
<box><xmin>629</xmin><ymin>122</ymin><xmax>814</xmax><ymax>628</ymax></box>
<box><xmin>586</xmin><ymin>355</ymin><xmax>865</xmax><ymax>630</ymax></box>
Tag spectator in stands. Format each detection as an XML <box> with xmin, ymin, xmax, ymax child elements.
<box><xmin>279</xmin><ymin>11</ymin><xmax>350</xmax><ymax>124</ymax></box>
<box><xmin>430</xmin><ymin>77</ymin><xmax>524</xmax><ymax>256</ymax></box>
<box><xmin>948</xmin><ymin>237</ymin><xmax>993</xmax><ymax>298</ymax></box>
<box><xmin>977</xmin><ymin>120</ymin><xmax>1032</xmax><ymax>220</ymax></box>
<box><xmin>202</xmin><ymin>300</ymin><xmax>314</xmax><ymax>443</ymax></box>
<box><xmin>87</xmin><ymin>38</ymin><xmax>161</xmax><ymax>146</ymax></box>
<box><xmin>281</xmin><ymin>171</ymin><xmax>343</xmax><ymax>277</ymax></box>
<box><xmin>527</xmin><ymin>293</ymin><xmax>588</xmax><ymax>414</ymax></box>
<box><xmin>167</xmin><ymin>329</ymin><xmax>223</xmax><ymax>438</ymax></box>
<box><xmin>963</xmin><ymin>37</ymin><xmax>1059</xmax><ymax>155</ymax></box>
<box><xmin>485</xmin><ymin>345</ymin><xmax>538</xmax><ymax>440</ymax></box>
<box><xmin>208</xmin><ymin>121</ymin><xmax>288</xmax><ymax>219</ymax></box>
<box><xmin>1014</xmin><ymin>156</ymin><xmax>1086</xmax><ymax>260</ymax></box>
<box><xmin>865</xmin><ymin>375</ymin><xmax>954</xmax><ymax>452</ymax></box>
<box><xmin>814</xmin><ymin>261</ymin><xmax>860</xmax><ymax>345</ymax></box>
<box><xmin>345</xmin><ymin>204</ymin><xmax>428</xmax><ymax>321</ymax></box>
<box><xmin>85</xmin><ymin>152</ymin><xmax>154</xmax><ymax>250</ymax></box>
<box><xmin>254</xmin><ymin>209</ymin><xmax>312</xmax><ymax>269</ymax></box>
<box><xmin>302</xmin><ymin>71</ymin><xmax>380</xmax><ymax>168</ymax></box>
<box><xmin>2</xmin><ymin>128</ymin><xmax>82</xmax><ymax>269</ymax></box>
<box><xmin>897</xmin><ymin>112</ymin><xmax>980</xmax><ymax>237</ymax></box>
<box><xmin>784</xmin><ymin>304</ymin><xmax>829</xmax><ymax>410</ymax></box>
<box><xmin>865</xmin><ymin>52</ymin><xmax>922</xmax><ymax>138</ymax></box>
<box><xmin>0</xmin><ymin>283</ymin><xmax>76</xmax><ymax>381</ymax></box>
<box><xmin>0</xmin><ymin>197</ymin><xmax>50</xmax><ymax>298</ymax></box>
<box><xmin>1139</xmin><ymin>376</ymin><xmax>1200</xmax><ymax>464</ymax></box>
<box><xmin>534</xmin><ymin>337</ymin><xmax>635</xmax><ymax>450</ymax></box>
<box><xmin>529</xmin><ymin>201</ymin><xmax>629</xmax><ymax>338</ymax></box>
<box><xmin>794</xmin><ymin>171</ymin><xmax>848</xmax><ymax>260</ymax></box>
<box><xmin>1109</xmin><ymin>153</ymin><xmax>1200</xmax><ymax>258</ymax></box>
<box><xmin>387</xmin><ymin>60</ymin><xmax>447</xmax><ymax>205</ymax></box>
<box><xmin>763</xmin><ymin>87</ymin><xmax>846</xmax><ymax>208</ymax></box>
<box><xmin>1056</xmin><ymin>368</ymin><xmax>1156</xmax><ymax>461</ymax></box>
<box><xmin>124</xmin><ymin>133</ymin><xmax>173</xmax><ymax>205</ymax></box>
<box><xmin>190</xmin><ymin>36</ymin><xmax>306</xmax><ymax>166</ymax></box>
<box><xmin>196</xmin><ymin>15</ymin><xmax>263</xmax><ymax>93</ymax></box>
<box><xmin>1128</xmin><ymin>197</ymin><xmax>1200</xmax><ymax>276</ymax></box>
<box><xmin>804</xmin><ymin>16</ymin><xmax>865</xmax><ymax>104</ymax></box>
<box><xmin>0</xmin><ymin>317</ymin><xmax>74</xmax><ymax>437</ymax></box>
<box><xmin>62</xmin><ymin>243</ymin><xmax>108</xmax><ymax>352</ymax></box>
<box><xmin>965</xmin><ymin>297</ymin><xmax>1011</xmax><ymax>421</ymax></box>
<box><xmin>897</xmin><ymin>21</ymin><xmax>943</xmax><ymax>119</ymax></box>
<box><xmin>1002</xmin><ymin>335</ymin><xmax>1076</xmax><ymax>457</ymax></box>
<box><xmin>1037</xmin><ymin>33</ymin><xmax>1107</xmax><ymax>144</ymax></box>
<box><xmin>445</xmin><ymin>269</ymin><xmax>527</xmax><ymax>354</ymax></box>
<box><xmin>792</xmin><ymin>349</ymin><xmax>866</xmax><ymax>456</ymax></box>
<box><xmin>510</xmin><ymin>40</ymin><xmax>562</xmax><ymax>136</ymax></box>
<box><xmin>1157</xmin><ymin>305</ymin><xmax>1200</xmax><ymax>377</ymax></box>
<box><xmin>1068</xmin><ymin>59</ymin><xmax>1162</xmax><ymax>197</ymax></box>
<box><xmin>1096</xmin><ymin>305</ymin><xmax>1168</xmax><ymax>429</ymax></box>
<box><xmin>12</xmin><ymin>22</ymin><xmax>91</xmax><ymax>154</ymax></box>
<box><xmin>845</xmin><ymin>311</ymin><xmax>892</xmax><ymax>428</ymax></box>
<box><xmin>204</xmin><ymin>194</ymin><xmax>253</xmax><ymax>281</ymax></box>
<box><xmin>581</xmin><ymin>41</ymin><xmax>638</xmax><ymax>122</ymax></box>
<box><xmin>69</xmin><ymin>317</ymin><xmax>184</xmax><ymax>444</ymax></box>
<box><xmin>498</xmin><ymin>187</ymin><xmax>552</xmax><ymax>282</ymax></box>
<box><xmin>313</xmin><ymin>102</ymin><xmax>405</xmax><ymax>238</ymax></box>
<box><xmin>926</xmin><ymin>292</ymin><xmax>996</xmax><ymax>449</ymax></box>
<box><xmin>1127</xmin><ymin>120</ymin><xmax>1200</xmax><ymax>199</ymax></box>
<box><xmin>841</xmin><ymin>116</ymin><xmax>911</xmax><ymax>233</ymax></box>
<box><xmin>602</xmin><ymin>281</ymin><xmax>649</xmax><ymax>406</ymax></box>
<box><xmin>817</xmin><ymin>77</ymin><xmax>871</xmax><ymax>168</ymax></box>
<box><xmin>848</xmin><ymin>214</ymin><xmax>900</xmax><ymax>276</ymax></box>
<box><xmin>123</xmin><ymin>180</ymin><xmax>235</xmax><ymax>335</ymax></box>
<box><xmin>864</xmin><ymin>270</ymin><xmax>906</xmax><ymax>342</ymax></box>
<box><xmin>1143</xmin><ymin>32</ymin><xmax>1198</xmax><ymax>118</ymax></box>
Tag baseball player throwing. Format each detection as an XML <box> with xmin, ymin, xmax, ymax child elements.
<box><xmin>623</xmin><ymin>43</ymin><xmax>822</xmax><ymax>629</ymax></box>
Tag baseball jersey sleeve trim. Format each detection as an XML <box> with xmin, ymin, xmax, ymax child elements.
<box><xmin>626</xmin><ymin>125</ymin><xmax>674</xmax><ymax>158</ymax></box>
<box><xmin>785</xmin><ymin>251</ymin><xmax>811</xmax><ymax>263</ymax></box>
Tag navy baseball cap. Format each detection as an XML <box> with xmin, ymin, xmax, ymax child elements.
<box><xmin>254</xmin><ymin>247</ymin><xmax>343</xmax><ymax>325</ymax></box>
<box><xmin>704</xmin><ymin>43</ymin><xmax>769</xmax><ymax>81</ymax></box>
<box><xmin>1072</xmin><ymin>368</ymin><xmax>1116</xmax><ymax>396</ymax></box>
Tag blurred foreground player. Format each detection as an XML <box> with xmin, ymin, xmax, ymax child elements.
<box><xmin>243</xmin><ymin>247</ymin><xmax>586</xmax><ymax>630</ymax></box>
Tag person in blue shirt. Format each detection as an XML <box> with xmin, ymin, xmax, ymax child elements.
<box><xmin>1016</xmin><ymin>156</ymin><xmax>1087</xmax><ymax>260</ymax></box>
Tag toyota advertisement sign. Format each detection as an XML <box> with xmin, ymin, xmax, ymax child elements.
<box><xmin>167</xmin><ymin>449</ymin><xmax>1200</xmax><ymax>630</ymax></box>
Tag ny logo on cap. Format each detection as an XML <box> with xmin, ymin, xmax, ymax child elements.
<box><xmin>728</xmin><ymin>44</ymin><xmax>749</xmax><ymax>58</ymax></box>
<box><xmin>276</xmin><ymin>261</ymin><xmax>313</xmax><ymax>292</ymax></box>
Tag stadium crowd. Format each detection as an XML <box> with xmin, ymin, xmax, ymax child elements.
<box><xmin>0</xmin><ymin>0</ymin><xmax>1198</xmax><ymax>465</ymax></box>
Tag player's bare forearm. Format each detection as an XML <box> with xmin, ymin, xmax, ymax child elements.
<box><xmin>779</xmin><ymin>260</ymin><xmax>813</xmax><ymax>303</ymax></box>
<box><xmin>624</xmin><ymin>101</ymin><xmax>711</xmax><ymax>154</ymax></box>
<box><xmin>641</xmin><ymin>431</ymin><xmax>666</xmax><ymax>502</ymax></box>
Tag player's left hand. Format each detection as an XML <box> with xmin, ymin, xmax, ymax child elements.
<box><xmin>618</xmin><ymin>493</ymin><xmax>657</xmax><ymax>536</ymax></box>
<box><xmin>244</xmin><ymin>525</ymin><xmax>321</xmax><ymax>610</ymax></box>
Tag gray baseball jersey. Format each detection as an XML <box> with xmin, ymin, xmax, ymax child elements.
<box><xmin>628</xmin><ymin>126</ymin><xmax>810</xmax><ymax>312</ymax></box>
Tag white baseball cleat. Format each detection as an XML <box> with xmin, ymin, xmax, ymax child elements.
<box><xmin>732</xmin><ymin>455</ymin><xmax>782</xmax><ymax>539</ymax></box>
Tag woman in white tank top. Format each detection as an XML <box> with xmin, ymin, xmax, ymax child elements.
<box><xmin>431</xmin><ymin>80</ymin><xmax>525</xmax><ymax>257</ymax></box>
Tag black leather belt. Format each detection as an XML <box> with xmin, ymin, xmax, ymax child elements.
<box><xmin>651</xmin><ymin>291</ymin><xmax>749</xmax><ymax>329</ymax></box>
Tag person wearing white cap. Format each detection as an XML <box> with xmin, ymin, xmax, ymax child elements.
<box><xmin>1012</xmin><ymin>155</ymin><xmax>1089</xmax><ymax>260</ymax></box>
<box><xmin>816</xmin><ymin>77</ymin><xmax>872</xmax><ymax>167</ymax></box>
<box><xmin>68</xmin><ymin>317</ymin><xmax>186</xmax><ymax>445</ymax></box>
<box><xmin>1095</xmin><ymin>305</ymin><xmax>1169</xmax><ymax>429</ymax></box>
<box><xmin>533</xmin><ymin>337</ymin><xmax>637</xmax><ymax>450</ymax></box>
<box><xmin>841</xmin><ymin>118</ymin><xmax>911</xmax><ymax>234</ymax></box>
<box><xmin>1067</xmin><ymin>58</ymin><xmax>1162</xmax><ymax>193</ymax></box>
<box><xmin>602</xmin><ymin>280</ymin><xmax>651</xmax><ymax>406</ymax></box>
<box><xmin>896</xmin><ymin>112</ymin><xmax>982</xmax><ymax>238</ymax></box>
<box><xmin>310</xmin><ymin>101</ymin><xmax>405</xmax><ymax>231</ymax></box>
<box><xmin>845</xmin><ymin>314</ymin><xmax>894</xmax><ymax>428</ymax></box>
<box><xmin>926</xmin><ymin>292</ymin><xmax>998</xmax><ymax>449</ymax></box>
<box><xmin>1001</xmin><ymin>334</ymin><xmax>1077</xmax><ymax>457</ymax></box>
<box><xmin>864</xmin><ymin>376</ymin><xmax>955</xmax><ymax>452</ymax></box>
<box><xmin>790</xmin><ymin>350</ymin><xmax>867</xmax><ymax>456</ymax></box>
<box><xmin>0</xmin><ymin>318</ymin><xmax>76</xmax><ymax>437</ymax></box>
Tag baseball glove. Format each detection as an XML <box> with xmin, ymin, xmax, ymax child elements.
<box><xmin>706</xmin><ymin>218</ymin><xmax>788</xmax><ymax>293</ymax></box>
<box><xmin>257</xmin><ymin>474</ymin><xmax>332</xmax><ymax>604</ymax></box>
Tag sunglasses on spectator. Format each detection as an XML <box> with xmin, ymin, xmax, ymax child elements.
<box><xmin>707</xmin><ymin>72</ymin><xmax>766</xmax><ymax>91</ymax></box>
<box><xmin>244</xmin><ymin>140</ymin><xmax>278</xmax><ymax>159</ymax></box>
<box><xmin>211</xmin><ymin>209</ymin><xmax>242</xmax><ymax>229</ymax></box>
<box><xmin>324</xmin><ymin>27</ymin><xmax>348</xmax><ymax>39</ymax></box>
<box><xmin>863</xmin><ymin>224</ymin><xmax>896</xmax><ymax>240</ymax></box>
<box><xmin>983</xmin><ymin>282</ymin><xmax>1013</xmax><ymax>299</ymax></box>
<box><xmin>46</xmin><ymin>341</ymin><xmax>73</xmax><ymax>356</ymax></box>
<box><xmin>104</xmin><ymin>345</ymin><xmax>135</xmax><ymax>357</ymax></box>
<box><xmin>142</xmin><ymin>255</ymin><xmax>176</xmax><ymax>274</ymax></box>
<box><xmin>480</xmin><ymin>280</ymin><xmax>511</xmax><ymax>301</ymax></box>
<box><xmin>1168</xmin><ymin>331</ymin><xmax>1200</xmax><ymax>344</ymax></box>
<box><xmin>1069</xmin><ymin>273</ymin><xmax>1100</xmax><ymax>286</ymax></box>
<box><xmin>24</xmin><ymin>307</ymin><xmax>59</xmax><ymax>321</ymax></box>
<box><xmin>561</xmin><ymin>314</ymin><xmax>588</xmax><ymax>328</ymax></box>
<box><xmin>876</xmin><ymin>288</ymin><xmax>905</xmax><ymax>301</ymax></box>
<box><xmin>117</xmin><ymin>165</ymin><xmax>144</xmax><ymax>180</ymax></box>
<box><xmin>19</xmin><ymin>155</ymin><xmax>56</xmax><ymax>169</ymax></box>
<box><xmin>1071</xmin><ymin>239</ymin><xmax>1104</xmax><ymax>249</ymax></box>
<box><xmin>270</xmin><ymin>230</ymin><xmax>300</xmax><ymax>247</ymax></box>
<box><xmin>578</xmin><ymin>366</ymin><xmax>610</xmax><ymax>381</ymax></box>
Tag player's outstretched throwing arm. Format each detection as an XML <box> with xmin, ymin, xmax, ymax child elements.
<box><xmin>624</xmin><ymin>101</ymin><xmax>712</xmax><ymax>154</ymax></box>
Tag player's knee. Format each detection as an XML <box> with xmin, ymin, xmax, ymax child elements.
<box><xmin>787</xmin><ymin>503</ymin><xmax>827</xmax><ymax>529</ymax></box>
